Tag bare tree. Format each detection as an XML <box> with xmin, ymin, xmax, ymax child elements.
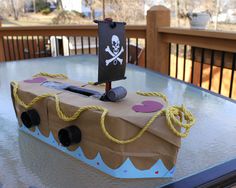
<box><xmin>0</xmin><ymin>0</ymin><xmax>25</xmax><ymax>20</ymax></box>
<box><xmin>57</xmin><ymin>0</ymin><xmax>64</xmax><ymax>11</ymax></box>
<box><xmin>11</xmin><ymin>0</ymin><xmax>19</xmax><ymax>20</ymax></box>
<box><xmin>84</xmin><ymin>0</ymin><xmax>102</xmax><ymax>20</ymax></box>
<box><xmin>106</xmin><ymin>0</ymin><xmax>145</xmax><ymax>24</ymax></box>
<box><xmin>175</xmin><ymin>0</ymin><xmax>180</xmax><ymax>26</ymax></box>
<box><xmin>102</xmin><ymin>0</ymin><xmax>105</xmax><ymax>19</ymax></box>
<box><xmin>214</xmin><ymin>0</ymin><xmax>220</xmax><ymax>29</ymax></box>
<box><xmin>10</xmin><ymin>0</ymin><xmax>25</xmax><ymax>20</ymax></box>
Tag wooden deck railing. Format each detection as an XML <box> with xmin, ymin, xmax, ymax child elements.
<box><xmin>158</xmin><ymin>27</ymin><xmax>236</xmax><ymax>98</ymax></box>
<box><xmin>147</xmin><ymin>6</ymin><xmax>236</xmax><ymax>99</ymax></box>
<box><xmin>0</xmin><ymin>5</ymin><xmax>235</xmax><ymax>99</ymax></box>
<box><xmin>0</xmin><ymin>25</ymin><xmax>146</xmax><ymax>66</ymax></box>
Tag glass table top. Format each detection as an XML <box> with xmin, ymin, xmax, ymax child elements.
<box><xmin>0</xmin><ymin>55</ymin><xmax>236</xmax><ymax>188</ymax></box>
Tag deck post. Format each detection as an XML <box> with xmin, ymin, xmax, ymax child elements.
<box><xmin>146</xmin><ymin>6</ymin><xmax>170</xmax><ymax>74</ymax></box>
<box><xmin>0</xmin><ymin>16</ymin><xmax>5</xmax><ymax>62</ymax></box>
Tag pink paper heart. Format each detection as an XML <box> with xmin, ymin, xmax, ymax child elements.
<box><xmin>24</xmin><ymin>77</ymin><xmax>47</xmax><ymax>83</ymax></box>
<box><xmin>132</xmin><ymin>100</ymin><xmax>163</xmax><ymax>113</ymax></box>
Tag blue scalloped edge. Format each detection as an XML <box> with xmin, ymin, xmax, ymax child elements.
<box><xmin>19</xmin><ymin>124</ymin><xmax>175</xmax><ymax>179</ymax></box>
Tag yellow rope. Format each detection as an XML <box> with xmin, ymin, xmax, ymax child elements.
<box><xmin>136</xmin><ymin>91</ymin><xmax>195</xmax><ymax>137</ymax></box>
<box><xmin>33</xmin><ymin>72</ymin><xmax>68</xmax><ymax>79</ymax></box>
<box><xmin>136</xmin><ymin>91</ymin><xmax>168</xmax><ymax>103</ymax></box>
<box><xmin>12</xmin><ymin>76</ymin><xmax>195</xmax><ymax>144</ymax></box>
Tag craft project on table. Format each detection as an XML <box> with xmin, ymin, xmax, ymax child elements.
<box><xmin>10</xmin><ymin>19</ymin><xmax>195</xmax><ymax>179</ymax></box>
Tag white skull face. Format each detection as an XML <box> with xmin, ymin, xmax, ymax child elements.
<box><xmin>111</xmin><ymin>35</ymin><xmax>120</xmax><ymax>55</ymax></box>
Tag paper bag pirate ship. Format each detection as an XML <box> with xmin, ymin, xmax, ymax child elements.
<box><xmin>10</xmin><ymin>19</ymin><xmax>195</xmax><ymax>178</ymax></box>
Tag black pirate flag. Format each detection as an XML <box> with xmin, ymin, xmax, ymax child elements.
<box><xmin>95</xmin><ymin>19</ymin><xmax>126</xmax><ymax>83</ymax></box>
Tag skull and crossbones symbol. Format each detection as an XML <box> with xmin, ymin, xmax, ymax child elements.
<box><xmin>105</xmin><ymin>35</ymin><xmax>124</xmax><ymax>66</ymax></box>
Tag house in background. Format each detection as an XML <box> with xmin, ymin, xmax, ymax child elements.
<box><xmin>24</xmin><ymin>0</ymin><xmax>57</xmax><ymax>13</ymax></box>
<box><xmin>61</xmin><ymin>0</ymin><xmax>102</xmax><ymax>18</ymax></box>
<box><xmin>61</xmin><ymin>0</ymin><xmax>90</xmax><ymax>15</ymax></box>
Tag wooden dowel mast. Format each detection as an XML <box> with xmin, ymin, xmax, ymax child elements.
<box><xmin>105</xmin><ymin>81</ymin><xmax>112</xmax><ymax>93</ymax></box>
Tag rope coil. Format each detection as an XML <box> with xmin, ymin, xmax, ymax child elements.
<box><xmin>12</xmin><ymin>73</ymin><xmax>195</xmax><ymax>144</ymax></box>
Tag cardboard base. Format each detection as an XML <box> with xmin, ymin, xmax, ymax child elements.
<box><xmin>19</xmin><ymin>124</ymin><xmax>175</xmax><ymax>179</ymax></box>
